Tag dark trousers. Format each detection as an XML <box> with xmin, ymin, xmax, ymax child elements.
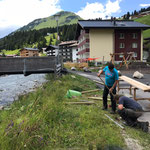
<box><xmin>118</xmin><ymin>108</ymin><xmax>143</xmax><ymax>126</ymax></box>
<box><xmin>103</xmin><ymin>86</ymin><xmax>116</xmax><ymax>111</ymax></box>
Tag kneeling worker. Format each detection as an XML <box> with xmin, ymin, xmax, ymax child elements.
<box><xmin>114</xmin><ymin>95</ymin><xmax>149</xmax><ymax>132</ymax></box>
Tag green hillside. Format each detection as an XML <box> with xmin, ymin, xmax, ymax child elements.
<box><xmin>135</xmin><ymin>15</ymin><xmax>150</xmax><ymax>39</ymax></box>
<box><xmin>19</xmin><ymin>11</ymin><xmax>82</xmax><ymax>31</ymax></box>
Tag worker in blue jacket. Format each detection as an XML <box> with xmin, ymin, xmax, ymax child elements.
<box><xmin>98</xmin><ymin>62</ymin><xmax>119</xmax><ymax>114</ymax></box>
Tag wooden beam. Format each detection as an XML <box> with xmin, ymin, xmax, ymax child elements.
<box><xmin>81</xmin><ymin>89</ymin><xmax>100</xmax><ymax>94</ymax></box>
<box><xmin>65</xmin><ymin>101</ymin><xmax>95</xmax><ymax>105</ymax></box>
<box><xmin>88</xmin><ymin>97</ymin><xmax>110</xmax><ymax>101</ymax></box>
<box><xmin>119</xmin><ymin>76</ymin><xmax>150</xmax><ymax>92</ymax></box>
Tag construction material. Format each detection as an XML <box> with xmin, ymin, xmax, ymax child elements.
<box><xmin>65</xmin><ymin>90</ymin><xmax>82</xmax><ymax>98</ymax></box>
<box><xmin>65</xmin><ymin>101</ymin><xmax>95</xmax><ymax>105</ymax></box>
<box><xmin>105</xmin><ymin>114</ymin><xmax>124</xmax><ymax>129</ymax></box>
<box><xmin>88</xmin><ymin>97</ymin><xmax>111</xmax><ymax>101</ymax></box>
<box><xmin>118</xmin><ymin>75</ymin><xmax>150</xmax><ymax>100</ymax></box>
<box><xmin>119</xmin><ymin>76</ymin><xmax>150</xmax><ymax>92</ymax></box>
<box><xmin>110</xmin><ymin>52</ymin><xmax>136</xmax><ymax>69</ymax></box>
<box><xmin>81</xmin><ymin>89</ymin><xmax>100</xmax><ymax>94</ymax></box>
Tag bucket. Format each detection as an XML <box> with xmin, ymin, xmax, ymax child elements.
<box><xmin>66</xmin><ymin>90</ymin><xmax>82</xmax><ymax>98</ymax></box>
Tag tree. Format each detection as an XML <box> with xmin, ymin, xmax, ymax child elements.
<box><xmin>126</xmin><ymin>12</ymin><xmax>130</xmax><ymax>20</ymax></box>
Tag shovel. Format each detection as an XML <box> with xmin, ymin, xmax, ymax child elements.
<box><xmin>99</xmin><ymin>76</ymin><xmax>115</xmax><ymax>97</ymax></box>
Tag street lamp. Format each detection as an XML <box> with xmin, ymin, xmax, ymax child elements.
<box><xmin>54</xmin><ymin>13</ymin><xmax>60</xmax><ymax>44</ymax></box>
<box><xmin>54</xmin><ymin>13</ymin><xmax>60</xmax><ymax>57</ymax></box>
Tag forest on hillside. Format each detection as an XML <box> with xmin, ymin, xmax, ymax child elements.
<box><xmin>0</xmin><ymin>24</ymin><xmax>77</xmax><ymax>51</ymax></box>
<box><xmin>123</xmin><ymin>6</ymin><xmax>150</xmax><ymax>19</ymax></box>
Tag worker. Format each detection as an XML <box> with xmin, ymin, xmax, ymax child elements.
<box><xmin>97</xmin><ymin>62</ymin><xmax>119</xmax><ymax>114</ymax></box>
<box><xmin>114</xmin><ymin>95</ymin><xmax>149</xmax><ymax>132</ymax></box>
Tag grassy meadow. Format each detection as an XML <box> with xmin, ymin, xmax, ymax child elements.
<box><xmin>0</xmin><ymin>73</ymin><xmax>150</xmax><ymax>150</ymax></box>
<box><xmin>135</xmin><ymin>15</ymin><xmax>150</xmax><ymax>39</ymax></box>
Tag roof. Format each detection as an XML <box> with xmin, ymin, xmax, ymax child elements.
<box><xmin>70</xmin><ymin>42</ymin><xmax>78</xmax><ymax>47</ymax></box>
<box><xmin>21</xmin><ymin>48</ymin><xmax>39</xmax><ymax>51</ymax></box>
<box><xmin>45</xmin><ymin>45</ymin><xmax>58</xmax><ymax>51</ymax></box>
<box><xmin>76</xmin><ymin>20</ymin><xmax>150</xmax><ymax>39</ymax></box>
<box><xmin>78</xmin><ymin>20</ymin><xmax>150</xmax><ymax>29</ymax></box>
<box><xmin>59</xmin><ymin>40</ymin><xmax>77</xmax><ymax>46</ymax></box>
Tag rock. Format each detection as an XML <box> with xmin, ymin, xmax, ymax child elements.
<box><xmin>133</xmin><ymin>71</ymin><xmax>144</xmax><ymax>79</ymax></box>
<box><xmin>71</xmin><ymin>67</ymin><xmax>76</xmax><ymax>71</ymax></box>
<box><xmin>71</xmin><ymin>75</ymin><xmax>76</xmax><ymax>79</ymax></box>
<box><xmin>83</xmin><ymin>67</ymin><xmax>91</xmax><ymax>73</ymax></box>
<box><xmin>0</xmin><ymin>106</ymin><xmax>4</xmax><ymax>110</ymax></box>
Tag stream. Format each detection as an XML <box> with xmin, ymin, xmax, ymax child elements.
<box><xmin>0</xmin><ymin>74</ymin><xmax>47</xmax><ymax>106</ymax></box>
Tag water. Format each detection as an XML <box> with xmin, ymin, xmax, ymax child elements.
<box><xmin>0</xmin><ymin>74</ymin><xmax>47</xmax><ymax>106</ymax></box>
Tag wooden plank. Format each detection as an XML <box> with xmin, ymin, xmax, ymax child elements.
<box><xmin>119</xmin><ymin>75</ymin><xmax>150</xmax><ymax>92</ymax></box>
<box><xmin>65</xmin><ymin>101</ymin><xmax>95</xmax><ymax>105</ymax></box>
<box><xmin>81</xmin><ymin>89</ymin><xmax>100</xmax><ymax>94</ymax></box>
<box><xmin>88</xmin><ymin>97</ymin><xmax>110</xmax><ymax>101</ymax></box>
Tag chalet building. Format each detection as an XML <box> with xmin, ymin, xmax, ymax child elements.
<box><xmin>76</xmin><ymin>20</ymin><xmax>150</xmax><ymax>62</ymax></box>
<box><xmin>45</xmin><ymin>45</ymin><xmax>59</xmax><ymax>56</ymax></box>
<box><xmin>59</xmin><ymin>41</ymin><xmax>78</xmax><ymax>62</ymax></box>
<box><xmin>20</xmin><ymin>48</ymin><xmax>39</xmax><ymax>57</ymax></box>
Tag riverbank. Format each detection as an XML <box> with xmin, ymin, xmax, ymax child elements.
<box><xmin>0</xmin><ymin>74</ymin><xmax>149</xmax><ymax>150</ymax></box>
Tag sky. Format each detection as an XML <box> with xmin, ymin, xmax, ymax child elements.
<box><xmin>0</xmin><ymin>0</ymin><xmax>150</xmax><ymax>38</ymax></box>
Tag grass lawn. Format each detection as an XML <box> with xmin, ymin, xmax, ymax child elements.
<box><xmin>0</xmin><ymin>74</ymin><xmax>149</xmax><ymax>150</ymax></box>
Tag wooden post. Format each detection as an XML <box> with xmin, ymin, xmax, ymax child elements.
<box><xmin>129</xmin><ymin>85</ymin><xmax>132</xmax><ymax>95</ymax></box>
<box><xmin>133</xmin><ymin>88</ymin><xmax>137</xmax><ymax>100</ymax></box>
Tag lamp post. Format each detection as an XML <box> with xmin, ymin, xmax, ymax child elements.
<box><xmin>54</xmin><ymin>13</ymin><xmax>60</xmax><ymax>57</ymax></box>
<box><xmin>54</xmin><ymin>13</ymin><xmax>60</xmax><ymax>45</ymax></box>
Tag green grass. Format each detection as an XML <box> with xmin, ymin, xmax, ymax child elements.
<box><xmin>0</xmin><ymin>74</ymin><xmax>149</xmax><ymax>150</ymax></box>
<box><xmin>135</xmin><ymin>15</ymin><xmax>150</xmax><ymax>39</ymax></box>
<box><xmin>0</xmin><ymin>49</ymin><xmax>20</xmax><ymax>55</ymax></box>
<box><xmin>34</xmin><ymin>12</ymin><xmax>81</xmax><ymax>30</ymax></box>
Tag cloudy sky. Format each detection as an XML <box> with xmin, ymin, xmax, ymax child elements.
<box><xmin>0</xmin><ymin>0</ymin><xmax>150</xmax><ymax>38</ymax></box>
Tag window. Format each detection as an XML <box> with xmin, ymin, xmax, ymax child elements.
<box><xmin>119</xmin><ymin>33</ymin><xmax>124</xmax><ymax>39</ymax></box>
<box><xmin>119</xmin><ymin>54</ymin><xmax>124</xmax><ymax>58</ymax></box>
<box><xmin>132</xmin><ymin>43</ymin><xmax>138</xmax><ymax>48</ymax></box>
<box><xmin>133</xmin><ymin>52</ymin><xmax>137</xmax><ymax>57</ymax></box>
<box><xmin>133</xmin><ymin>33</ymin><xmax>137</xmax><ymax>39</ymax></box>
<box><xmin>120</xmin><ymin>43</ymin><xmax>125</xmax><ymax>48</ymax></box>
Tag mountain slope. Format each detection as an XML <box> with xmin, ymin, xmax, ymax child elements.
<box><xmin>19</xmin><ymin>11</ymin><xmax>82</xmax><ymax>31</ymax></box>
<box><xmin>134</xmin><ymin>15</ymin><xmax>150</xmax><ymax>39</ymax></box>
